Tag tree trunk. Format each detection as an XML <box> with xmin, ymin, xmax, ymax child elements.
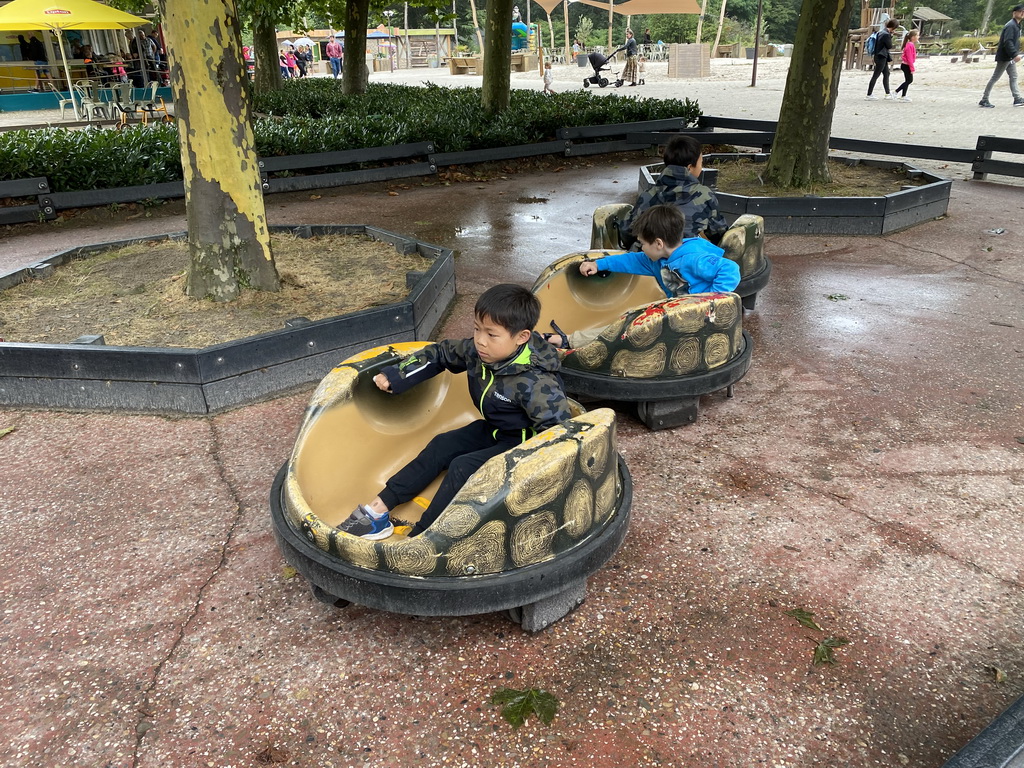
<box><xmin>159</xmin><ymin>0</ymin><xmax>279</xmax><ymax>302</ymax></box>
<box><xmin>763</xmin><ymin>0</ymin><xmax>855</xmax><ymax>187</ymax></box>
<box><xmin>711</xmin><ymin>0</ymin><xmax>728</xmax><ymax>54</ymax></box>
<box><xmin>252</xmin><ymin>16</ymin><xmax>282</xmax><ymax>92</ymax></box>
<box><xmin>343</xmin><ymin>0</ymin><xmax>371</xmax><ymax>94</ymax></box>
<box><xmin>696</xmin><ymin>0</ymin><xmax>708</xmax><ymax>43</ymax></box>
<box><xmin>468</xmin><ymin>0</ymin><xmax>485</xmax><ymax>52</ymax></box>
<box><xmin>482</xmin><ymin>0</ymin><xmax>514</xmax><ymax>114</ymax></box>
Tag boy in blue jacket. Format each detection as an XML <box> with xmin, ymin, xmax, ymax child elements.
<box><xmin>339</xmin><ymin>283</ymin><xmax>571</xmax><ymax>540</ymax></box>
<box><xmin>547</xmin><ymin>204</ymin><xmax>740</xmax><ymax>349</ymax></box>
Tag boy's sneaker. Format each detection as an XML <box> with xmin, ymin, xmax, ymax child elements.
<box><xmin>865</xmin><ymin>94</ymin><xmax>878</xmax><ymax>100</ymax></box>
<box><xmin>883</xmin><ymin>93</ymin><xmax>894</xmax><ymax>100</ymax></box>
<box><xmin>1014</xmin><ymin>98</ymin><xmax>1024</xmax><ymax>107</ymax></box>
<box><xmin>979</xmin><ymin>99</ymin><xmax>995</xmax><ymax>108</ymax></box>
<box><xmin>899</xmin><ymin>96</ymin><xmax>912</xmax><ymax>102</ymax></box>
<box><xmin>339</xmin><ymin>505</ymin><xmax>393</xmax><ymax>540</ymax></box>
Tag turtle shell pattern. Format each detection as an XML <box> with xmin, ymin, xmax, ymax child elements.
<box><xmin>282</xmin><ymin>345</ymin><xmax>623</xmax><ymax>578</ymax></box>
<box><xmin>563</xmin><ymin>292</ymin><xmax>745</xmax><ymax>378</ymax></box>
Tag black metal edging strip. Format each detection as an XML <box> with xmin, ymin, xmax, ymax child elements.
<box><xmin>431</xmin><ymin>140</ymin><xmax>567</xmax><ymax>166</ymax></box>
<box><xmin>49</xmin><ymin>181</ymin><xmax>185</xmax><ymax>210</ymax></box>
<box><xmin>558</xmin><ymin>117</ymin><xmax>690</xmax><ymax>140</ymax></box>
<box><xmin>257</xmin><ymin>141</ymin><xmax>435</xmax><ymax>173</ymax></box>
<box><xmin>264</xmin><ymin>162</ymin><xmax>436</xmax><ymax>193</ymax></box>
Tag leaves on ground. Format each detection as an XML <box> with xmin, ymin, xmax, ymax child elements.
<box><xmin>785</xmin><ymin>607</ymin><xmax>824</xmax><ymax>632</ymax></box>
<box><xmin>827</xmin><ymin>294</ymin><xmax>850</xmax><ymax>301</ymax></box>
<box><xmin>812</xmin><ymin>636</ymin><xmax>851</xmax><ymax>666</ymax></box>
<box><xmin>491</xmin><ymin>686</ymin><xmax>559</xmax><ymax>729</ymax></box>
<box><xmin>281</xmin><ymin>566</ymin><xmax>298</xmax><ymax>579</ymax></box>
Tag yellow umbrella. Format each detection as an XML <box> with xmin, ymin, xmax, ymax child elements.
<box><xmin>0</xmin><ymin>0</ymin><xmax>149</xmax><ymax>116</ymax></box>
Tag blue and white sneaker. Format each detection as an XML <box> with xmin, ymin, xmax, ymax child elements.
<box><xmin>339</xmin><ymin>505</ymin><xmax>393</xmax><ymax>540</ymax></box>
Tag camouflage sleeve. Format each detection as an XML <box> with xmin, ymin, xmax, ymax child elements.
<box><xmin>382</xmin><ymin>338</ymin><xmax>472</xmax><ymax>395</ymax></box>
<box><xmin>519</xmin><ymin>373</ymin><xmax>572</xmax><ymax>431</ymax></box>
<box><xmin>623</xmin><ymin>186</ymin><xmax>657</xmax><ymax>238</ymax></box>
<box><xmin>686</xmin><ymin>184</ymin><xmax>728</xmax><ymax>239</ymax></box>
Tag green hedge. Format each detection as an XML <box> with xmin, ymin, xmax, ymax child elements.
<box><xmin>0</xmin><ymin>82</ymin><xmax>701</xmax><ymax>192</ymax></box>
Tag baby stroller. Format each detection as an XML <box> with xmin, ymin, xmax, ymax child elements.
<box><xmin>583</xmin><ymin>51</ymin><xmax>619</xmax><ymax>88</ymax></box>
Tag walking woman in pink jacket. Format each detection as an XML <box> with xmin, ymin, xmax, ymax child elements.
<box><xmin>895</xmin><ymin>29</ymin><xmax>918</xmax><ymax>102</ymax></box>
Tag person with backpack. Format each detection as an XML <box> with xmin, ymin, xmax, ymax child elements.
<box><xmin>979</xmin><ymin>4</ymin><xmax>1024</xmax><ymax>108</ymax></box>
<box><xmin>866</xmin><ymin>18</ymin><xmax>899</xmax><ymax>100</ymax></box>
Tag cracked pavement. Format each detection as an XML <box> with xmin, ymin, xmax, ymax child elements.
<box><xmin>1</xmin><ymin>159</ymin><xmax>1023</xmax><ymax>767</ymax></box>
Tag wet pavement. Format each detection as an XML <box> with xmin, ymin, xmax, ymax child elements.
<box><xmin>1</xmin><ymin>157</ymin><xmax>1023</xmax><ymax>768</ymax></box>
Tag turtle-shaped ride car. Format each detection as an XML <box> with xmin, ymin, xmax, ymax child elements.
<box><xmin>591</xmin><ymin>205</ymin><xmax>772</xmax><ymax>311</ymax></box>
<box><xmin>532</xmin><ymin>254</ymin><xmax>753</xmax><ymax>430</ymax></box>
<box><xmin>269</xmin><ymin>342</ymin><xmax>633</xmax><ymax>631</ymax></box>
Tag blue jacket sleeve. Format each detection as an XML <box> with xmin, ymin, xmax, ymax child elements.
<box><xmin>711</xmin><ymin>256</ymin><xmax>741</xmax><ymax>293</ymax></box>
<box><xmin>594</xmin><ymin>251</ymin><xmax>657</xmax><ymax>277</ymax></box>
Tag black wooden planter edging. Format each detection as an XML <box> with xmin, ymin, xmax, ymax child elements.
<box><xmin>940</xmin><ymin>693</ymin><xmax>1024</xmax><ymax>768</ymax></box>
<box><xmin>0</xmin><ymin>225</ymin><xmax>456</xmax><ymax>414</ymax></box>
<box><xmin>639</xmin><ymin>155</ymin><xmax>952</xmax><ymax>235</ymax></box>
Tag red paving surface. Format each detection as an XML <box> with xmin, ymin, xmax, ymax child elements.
<box><xmin>1</xmin><ymin>165</ymin><xmax>1023</xmax><ymax>768</ymax></box>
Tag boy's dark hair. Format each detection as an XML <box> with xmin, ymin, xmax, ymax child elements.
<box><xmin>885</xmin><ymin>18</ymin><xmax>898</xmax><ymax>28</ymax></box>
<box><xmin>474</xmin><ymin>284</ymin><xmax>541</xmax><ymax>334</ymax></box>
<box><xmin>632</xmin><ymin>204</ymin><xmax>685</xmax><ymax>247</ymax></box>
<box><xmin>662</xmin><ymin>135</ymin><xmax>703</xmax><ymax>168</ymax></box>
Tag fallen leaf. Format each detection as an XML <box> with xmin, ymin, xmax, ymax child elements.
<box><xmin>812</xmin><ymin>636</ymin><xmax>850</xmax><ymax>665</ymax></box>
<box><xmin>282</xmin><ymin>566</ymin><xmax>298</xmax><ymax>579</ymax></box>
<box><xmin>491</xmin><ymin>687</ymin><xmax>559</xmax><ymax>729</ymax></box>
<box><xmin>786</xmin><ymin>608</ymin><xmax>823</xmax><ymax>632</ymax></box>
<box><xmin>0</xmin><ymin>427</ymin><xmax>16</xmax><ymax>439</ymax></box>
<box><xmin>387</xmin><ymin>191</ymin><xmax>399</xmax><ymax>197</ymax></box>
<box><xmin>309</xmin><ymin>194</ymin><xmax>322</xmax><ymax>200</ymax></box>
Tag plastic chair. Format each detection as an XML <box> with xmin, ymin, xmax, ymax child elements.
<box><xmin>108</xmin><ymin>82</ymin><xmax>140</xmax><ymax>127</ymax></box>
<box><xmin>47</xmin><ymin>82</ymin><xmax>77</xmax><ymax>120</ymax></box>
<box><xmin>134</xmin><ymin>81</ymin><xmax>172</xmax><ymax>124</ymax></box>
<box><xmin>73</xmin><ymin>82</ymin><xmax>109</xmax><ymax>121</ymax></box>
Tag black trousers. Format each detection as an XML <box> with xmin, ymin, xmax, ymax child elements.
<box><xmin>378</xmin><ymin>420</ymin><xmax>522</xmax><ymax>536</ymax></box>
<box><xmin>895</xmin><ymin>64</ymin><xmax>913</xmax><ymax>96</ymax></box>
<box><xmin>867</xmin><ymin>56</ymin><xmax>890</xmax><ymax>95</ymax></box>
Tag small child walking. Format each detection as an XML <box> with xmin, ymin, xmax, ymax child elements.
<box><xmin>895</xmin><ymin>29</ymin><xmax>918</xmax><ymax>102</ymax></box>
<box><xmin>542</xmin><ymin>61</ymin><xmax>555</xmax><ymax>95</ymax></box>
<box><xmin>637</xmin><ymin>55</ymin><xmax>647</xmax><ymax>85</ymax></box>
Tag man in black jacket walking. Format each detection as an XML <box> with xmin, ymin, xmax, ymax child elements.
<box><xmin>979</xmin><ymin>4</ymin><xmax>1024</xmax><ymax>107</ymax></box>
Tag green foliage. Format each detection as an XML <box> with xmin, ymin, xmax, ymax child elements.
<box><xmin>0</xmin><ymin>124</ymin><xmax>180</xmax><ymax>193</ymax></box>
<box><xmin>252</xmin><ymin>80</ymin><xmax>701</xmax><ymax>154</ymax></box>
<box><xmin>0</xmin><ymin>82</ymin><xmax>700</xmax><ymax>192</ymax></box>
<box><xmin>490</xmin><ymin>687</ymin><xmax>559</xmax><ymax>729</ymax></box>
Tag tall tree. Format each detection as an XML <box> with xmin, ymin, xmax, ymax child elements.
<box><xmin>481</xmin><ymin>0</ymin><xmax>515</xmax><ymax>113</ymax></box>
<box><xmin>763</xmin><ymin>0</ymin><xmax>856</xmax><ymax>186</ymax></box>
<box><xmin>159</xmin><ymin>0</ymin><xmax>280</xmax><ymax>300</ymax></box>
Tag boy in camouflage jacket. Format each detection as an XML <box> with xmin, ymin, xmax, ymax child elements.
<box><xmin>623</xmin><ymin>134</ymin><xmax>728</xmax><ymax>245</ymax></box>
<box><xmin>339</xmin><ymin>284</ymin><xmax>571</xmax><ymax>540</ymax></box>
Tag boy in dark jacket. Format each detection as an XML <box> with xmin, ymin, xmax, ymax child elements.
<box><xmin>623</xmin><ymin>134</ymin><xmax>728</xmax><ymax>245</ymax></box>
<box><xmin>339</xmin><ymin>284</ymin><xmax>571</xmax><ymax>540</ymax></box>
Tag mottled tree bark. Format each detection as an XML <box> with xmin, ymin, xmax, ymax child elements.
<box><xmin>342</xmin><ymin>0</ymin><xmax>371</xmax><ymax>95</ymax></box>
<box><xmin>252</xmin><ymin>16</ymin><xmax>283</xmax><ymax>92</ymax></box>
<box><xmin>160</xmin><ymin>0</ymin><xmax>279</xmax><ymax>301</ymax></box>
<box><xmin>763</xmin><ymin>0</ymin><xmax>856</xmax><ymax>187</ymax></box>
<box><xmin>482</xmin><ymin>0</ymin><xmax>514</xmax><ymax>114</ymax></box>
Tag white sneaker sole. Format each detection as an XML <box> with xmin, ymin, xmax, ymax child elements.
<box><xmin>360</xmin><ymin>523</ymin><xmax>394</xmax><ymax>540</ymax></box>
